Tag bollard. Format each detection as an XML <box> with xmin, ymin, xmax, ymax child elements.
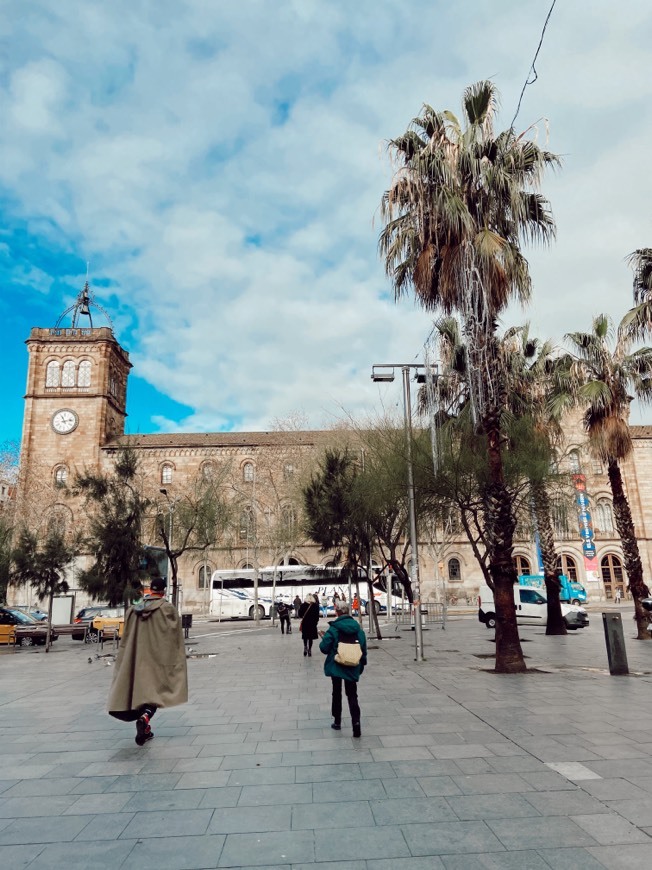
<box><xmin>602</xmin><ymin>612</ymin><xmax>629</xmax><ymax>675</ymax></box>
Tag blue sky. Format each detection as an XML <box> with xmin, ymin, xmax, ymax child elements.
<box><xmin>1</xmin><ymin>0</ymin><xmax>652</xmax><ymax>447</ymax></box>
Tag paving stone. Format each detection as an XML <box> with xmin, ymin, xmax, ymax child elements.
<box><xmin>73</xmin><ymin>812</ymin><xmax>136</xmax><ymax>840</ymax></box>
<box><xmin>446</xmin><ymin>793</ymin><xmax>540</xmax><ymax>821</ymax></box>
<box><xmin>314</xmin><ymin>824</ymin><xmax>410</xmax><ymax>861</ymax></box>
<box><xmin>120</xmin><ymin>808</ymin><xmax>214</xmax><ymax>839</ymax></box>
<box><xmin>601</xmin><ymin>797</ymin><xmax>652</xmax><ymax>826</ymax></box>
<box><xmin>122</xmin><ymin>788</ymin><xmax>206</xmax><ymax>812</ymax></box>
<box><xmin>452</xmin><ymin>774</ymin><xmax>534</xmax><ymax>795</ymax></box>
<box><xmin>586</xmin><ymin>844</ymin><xmax>652</xmax><ymax>868</ymax></box>
<box><xmin>25</xmin><ymin>839</ymin><xmax>137</xmax><ymax>869</ymax></box>
<box><xmin>227</xmin><ymin>767</ymin><xmax>295</xmax><ymax>786</ymax></box>
<box><xmin>486</xmin><ymin>816</ymin><xmax>598</xmax><ymax>850</ymax></box>
<box><xmin>401</xmin><ymin>820</ymin><xmax>506</xmax><ymax>856</ymax></box>
<box><xmin>236</xmin><ymin>783</ymin><xmax>311</xmax><ymax>806</ymax></box>
<box><xmin>571</xmin><ymin>812</ymin><xmax>652</xmax><ymax>845</ymax></box>
<box><xmin>441</xmin><ymin>852</ymin><xmax>550</xmax><ymax>869</ymax></box>
<box><xmin>371</xmin><ymin>796</ymin><xmax>459</xmax><ymax>826</ymax></box>
<box><xmin>120</xmin><ymin>834</ymin><xmax>227</xmax><ymax>869</ymax></box>
<box><xmin>218</xmin><ymin>828</ymin><xmax>314</xmax><ymax>866</ymax></box>
<box><xmin>208</xmin><ymin>804</ymin><xmax>291</xmax><ymax>834</ymax></box>
<box><xmin>0</xmin><ymin>814</ymin><xmax>92</xmax><ymax>845</ymax></box>
<box><xmin>106</xmin><ymin>773</ymin><xmax>183</xmax><ymax>792</ymax></box>
<box><xmin>367</xmin><ymin>859</ymin><xmax>445</xmax><ymax>870</ymax></box>
<box><xmin>294</xmin><ymin>764</ymin><xmax>361</xmax><ymax>783</ymax></box>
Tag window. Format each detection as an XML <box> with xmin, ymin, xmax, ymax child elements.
<box><xmin>446</xmin><ymin>510</ymin><xmax>462</xmax><ymax>534</ymax></box>
<box><xmin>447</xmin><ymin>558</ymin><xmax>461</xmax><ymax>582</ymax></box>
<box><xmin>61</xmin><ymin>360</ymin><xmax>76</xmax><ymax>388</ymax></box>
<box><xmin>243</xmin><ymin>462</ymin><xmax>254</xmax><ymax>483</ymax></box>
<box><xmin>46</xmin><ymin>506</ymin><xmax>69</xmax><ymax>536</ymax></box>
<box><xmin>281</xmin><ymin>505</ymin><xmax>295</xmax><ymax>537</ymax></box>
<box><xmin>201</xmin><ymin>462</ymin><xmax>215</xmax><ymax>480</ymax></box>
<box><xmin>78</xmin><ymin>360</ymin><xmax>91</xmax><ymax>387</ymax></box>
<box><xmin>601</xmin><ymin>553</ymin><xmax>625</xmax><ymax>599</ymax></box>
<box><xmin>45</xmin><ymin>360</ymin><xmax>60</xmax><ymax>387</ymax></box>
<box><xmin>592</xmin><ymin>459</ymin><xmax>604</xmax><ymax>475</ymax></box>
<box><xmin>556</xmin><ymin>554</ymin><xmax>578</xmax><ymax>581</ymax></box>
<box><xmin>239</xmin><ymin>506</ymin><xmax>255</xmax><ymax>541</ymax></box>
<box><xmin>283</xmin><ymin>463</ymin><xmax>295</xmax><ymax>482</ymax></box>
<box><xmin>161</xmin><ymin>464</ymin><xmax>173</xmax><ymax>485</ymax></box>
<box><xmin>198</xmin><ymin>565</ymin><xmax>212</xmax><ymax>590</ymax></box>
<box><xmin>520</xmin><ymin>589</ymin><xmax>545</xmax><ymax>605</ymax></box>
<box><xmin>54</xmin><ymin>466</ymin><xmax>68</xmax><ymax>488</ymax></box>
<box><xmin>514</xmin><ymin>555</ymin><xmax>531</xmax><ymax>576</ymax></box>
<box><xmin>552</xmin><ymin>501</ymin><xmax>571</xmax><ymax>539</ymax></box>
<box><xmin>568</xmin><ymin>450</ymin><xmax>581</xmax><ymax>474</ymax></box>
<box><xmin>595</xmin><ymin>498</ymin><xmax>614</xmax><ymax>534</ymax></box>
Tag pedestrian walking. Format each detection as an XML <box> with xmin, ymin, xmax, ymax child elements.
<box><xmin>298</xmin><ymin>593</ymin><xmax>320</xmax><ymax>657</ymax></box>
<box><xmin>276</xmin><ymin>599</ymin><xmax>291</xmax><ymax>634</ymax></box>
<box><xmin>614</xmin><ymin>587</ymin><xmax>622</xmax><ymax>604</ymax></box>
<box><xmin>319</xmin><ymin>598</ymin><xmax>366</xmax><ymax>737</ymax></box>
<box><xmin>107</xmin><ymin>578</ymin><xmax>188</xmax><ymax>746</ymax></box>
<box><xmin>293</xmin><ymin>594</ymin><xmax>302</xmax><ymax>618</ymax></box>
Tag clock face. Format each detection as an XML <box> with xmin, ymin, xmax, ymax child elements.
<box><xmin>52</xmin><ymin>409</ymin><xmax>78</xmax><ymax>435</ymax></box>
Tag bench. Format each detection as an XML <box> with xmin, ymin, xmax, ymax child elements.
<box><xmin>53</xmin><ymin>623</ymin><xmax>87</xmax><ymax>640</ymax></box>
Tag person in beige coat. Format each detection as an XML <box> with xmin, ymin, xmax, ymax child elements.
<box><xmin>107</xmin><ymin>577</ymin><xmax>188</xmax><ymax>745</ymax></box>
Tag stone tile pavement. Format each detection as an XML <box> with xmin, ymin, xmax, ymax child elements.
<box><xmin>1</xmin><ymin>611</ymin><xmax>652</xmax><ymax>868</ymax></box>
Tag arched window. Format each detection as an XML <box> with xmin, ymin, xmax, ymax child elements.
<box><xmin>568</xmin><ymin>450</ymin><xmax>581</xmax><ymax>474</ymax></box>
<box><xmin>201</xmin><ymin>461</ymin><xmax>215</xmax><ymax>481</ymax></box>
<box><xmin>239</xmin><ymin>506</ymin><xmax>255</xmax><ymax>541</ymax></box>
<box><xmin>77</xmin><ymin>360</ymin><xmax>91</xmax><ymax>387</ymax></box>
<box><xmin>54</xmin><ymin>466</ymin><xmax>68</xmax><ymax>488</ymax></box>
<box><xmin>243</xmin><ymin>462</ymin><xmax>255</xmax><ymax>483</ymax></box>
<box><xmin>61</xmin><ymin>360</ymin><xmax>76</xmax><ymax>388</ymax></box>
<box><xmin>45</xmin><ymin>360</ymin><xmax>60</xmax><ymax>387</ymax></box>
<box><xmin>446</xmin><ymin>510</ymin><xmax>462</xmax><ymax>534</ymax></box>
<box><xmin>46</xmin><ymin>505</ymin><xmax>70</xmax><ymax>536</ymax></box>
<box><xmin>601</xmin><ymin>553</ymin><xmax>625</xmax><ymax>599</ymax></box>
<box><xmin>281</xmin><ymin>505</ymin><xmax>295</xmax><ymax>537</ymax></box>
<box><xmin>161</xmin><ymin>464</ymin><xmax>173</xmax><ymax>485</ymax></box>
<box><xmin>514</xmin><ymin>555</ymin><xmax>531</xmax><ymax>576</ymax></box>
<box><xmin>555</xmin><ymin>554</ymin><xmax>578</xmax><ymax>581</ymax></box>
<box><xmin>198</xmin><ymin>565</ymin><xmax>212</xmax><ymax>590</ymax></box>
<box><xmin>283</xmin><ymin>463</ymin><xmax>295</xmax><ymax>481</ymax></box>
<box><xmin>552</xmin><ymin>500</ymin><xmax>571</xmax><ymax>539</ymax></box>
<box><xmin>448</xmin><ymin>558</ymin><xmax>461</xmax><ymax>582</ymax></box>
<box><xmin>595</xmin><ymin>498</ymin><xmax>614</xmax><ymax>534</ymax></box>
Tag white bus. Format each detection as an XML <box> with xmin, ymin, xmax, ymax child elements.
<box><xmin>209</xmin><ymin>564</ymin><xmax>404</xmax><ymax>619</ymax></box>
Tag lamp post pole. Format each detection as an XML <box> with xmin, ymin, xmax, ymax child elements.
<box><xmin>371</xmin><ymin>363</ymin><xmax>425</xmax><ymax>662</ymax></box>
<box><xmin>160</xmin><ymin>488</ymin><xmax>180</xmax><ymax>610</ymax></box>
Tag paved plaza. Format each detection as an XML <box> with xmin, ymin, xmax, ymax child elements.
<box><xmin>2</xmin><ymin>611</ymin><xmax>652</xmax><ymax>869</ymax></box>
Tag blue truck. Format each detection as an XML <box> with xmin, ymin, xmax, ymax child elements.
<box><xmin>519</xmin><ymin>574</ymin><xmax>587</xmax><ymax>605</ymax></box>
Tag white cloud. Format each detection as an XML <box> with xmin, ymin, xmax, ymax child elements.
<box><xmin>1</xmin><ymin>0</ymin><xmax>652</xmax><ymax>431</ymax></box>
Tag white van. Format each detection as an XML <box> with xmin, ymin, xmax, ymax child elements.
<box><xmin>478</xmin><ymin>584</ymin><xmax>589</xmax><ymax>630</ymax></box>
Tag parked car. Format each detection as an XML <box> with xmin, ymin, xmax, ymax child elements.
<box><xmin>478</xmin><ymin>585</ymin><xmax>590</xmax><ymax>631</ymax></box>
<box><xmin>0</xmin><ymin>607</ymin><xmax>58</xmax><ymax>646</ymax></box>
<box><xmin>72</xmin><ymin>606</ymin><xmax>125</xmax><ymax>641</ymax></box>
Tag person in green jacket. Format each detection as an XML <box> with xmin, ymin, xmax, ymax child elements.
<box><xmin>319</xmin><ymin>598</ymin><xmax>367</xmax><ymax>737</ymax></box>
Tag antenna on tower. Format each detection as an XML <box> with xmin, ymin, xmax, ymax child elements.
<box><xmin>55</xmin><ymin>276</ymin><xmax>114</xmax><ymax>330</ymax></box>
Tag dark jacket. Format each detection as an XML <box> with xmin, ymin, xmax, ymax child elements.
<box><xmin>319</xmin><ymin>614</ymin><xmax>367</xmax><ymax>682</ymax></box>
<box><xmin>298</xmin><ymin>601</ymin><xmax>320</xmax><ymax>640</ymax></box>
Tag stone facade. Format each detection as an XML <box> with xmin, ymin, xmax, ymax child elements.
<box><xmin>14</xmin><ymin>325</ymin><xmax>652</xmax><ymax>612</ymax></box>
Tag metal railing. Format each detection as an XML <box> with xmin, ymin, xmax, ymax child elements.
<box><xmin>392</xmin><ymin>602</ymin><xmax>446</xmax><ymax>631</ymax></box>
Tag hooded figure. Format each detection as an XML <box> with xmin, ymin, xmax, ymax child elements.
<box><xmin>107</xmin><ymin>578</ymin><xmax>188</xmax><ymax>745</ymax></box>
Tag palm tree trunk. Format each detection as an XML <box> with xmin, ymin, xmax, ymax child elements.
<box><xmin>531</xmin><ymin>481</ymin><xmax>567</xmax><ymax>636</ymax></box>
<box><xmin>607</xmin><ymin>458</ymin><xmax>651</xmax><ymax>640</ymax></box>
<box><xmin>484</xmin><ymin>409</ymin><xmax>527</xmax><ymax>673</ymax></box>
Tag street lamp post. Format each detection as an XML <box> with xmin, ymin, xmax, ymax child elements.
<box><xmin>371</xmin><ymin>363</ymin><xmax>428</xmax><ymax>662</ymax></box>
<box><xmin>160</xmin><ymin>488</ymin><xmax>180</xmax><ymax>609</ymax></box>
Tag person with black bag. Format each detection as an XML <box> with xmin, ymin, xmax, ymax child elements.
<box><xmin>276</xmin><ymin>599</ymin><xmax>291</xmax><ymax>634</ymax></box>
<box><xmin>298</xmin><ymin>593</ymin><xmax>319</xmax><ymax>656</ymax></box>
<box><xmin>319</xmin><ymin>598</ymin><xmax>367</xmax><ymax>737</ymax></box>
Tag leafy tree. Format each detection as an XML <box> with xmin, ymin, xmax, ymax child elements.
<box><xmin>0</xmin><ymin>514</ymin><xmax>12</xmax><ymax>603</ymax></box>
<box><xmin>74</xmin><ymin>448</ymin><xmax>150</xmax><ymax>606</ymax></box>
<box><xmin>303</xmin><ymin>448</ymin><xmax>383</xmax><ymax>638</ymax></box>
<box><xmin>553</xmin><ymin>313</ymin><xmax>652</xmax><ymax>638</ymax></box>
<box><xmin>379</xmin><ymin>81</ymin><xmax>559</xmax><ymax>672</ymax></box>
<box><xmin>11</xmin><ymin>526</ymin><xmax>76</xmax><ymax>650</ymax></box>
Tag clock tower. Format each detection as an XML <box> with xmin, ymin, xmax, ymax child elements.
<box><xmin>18</xmin><ymin>284</ymin><xmax>132</xmax><ymax>515</ymax></box>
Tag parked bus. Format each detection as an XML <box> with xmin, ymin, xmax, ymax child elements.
<box><xmin>209</xmin><ymin>564</ymin><xmax>402</xmax><ymax>619</ymax></box>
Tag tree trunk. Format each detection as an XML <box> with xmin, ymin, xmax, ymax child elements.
<box><xmin>531</xmin><ymin>481</ymin><xmax>567</xmax><ymax>636</ymax></box>
<box><xmin>607</xmin><ymin>458</ymin><xmax>650</xmax><ymax>640</ymax></box>
<box><xmin>483</xmin><ymin>409</ymin><xmax>527</xmax><ymax>673</ymax></box>
<box><xmin>367</xmin><ymin>578</ymin><xmax>383</xmax><ymax>639</ymax></box>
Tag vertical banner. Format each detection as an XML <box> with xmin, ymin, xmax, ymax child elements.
<box><xmin>573</xmin><ymin>474</ymin><xmax>599</xmax><ymax>582</ymax></box>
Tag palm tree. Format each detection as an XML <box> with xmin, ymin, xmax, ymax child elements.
<box><xmin>553</xmin><ymin>314</ymin><xmax>652</xmax><ymax>638</ymax></box>
<box><xmin>379</xmin><ymin>81</ymin><xmax>559</xmax><ymax>672</ymax></box>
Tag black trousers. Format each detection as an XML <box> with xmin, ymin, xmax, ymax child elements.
<box><xmin>331</xmin><ymin>677</ymin><xmax>360</xmax><ymax>725</ymax></box>
<box><xmin>279</xmin><ymin>614</ymin><xmax>291</xmax><ymax>633</ymax></box>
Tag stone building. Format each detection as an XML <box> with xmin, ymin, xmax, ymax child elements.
<box><xmin>13</xmin><ymin>294</ymin><xmax>652</xmax><ymax>612</ymax></box>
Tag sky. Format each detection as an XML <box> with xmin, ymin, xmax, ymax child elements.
<box><xmin>1</xmin><ymin>0</ymin><xmax>651</xmax><ymax>446</ymax></box>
